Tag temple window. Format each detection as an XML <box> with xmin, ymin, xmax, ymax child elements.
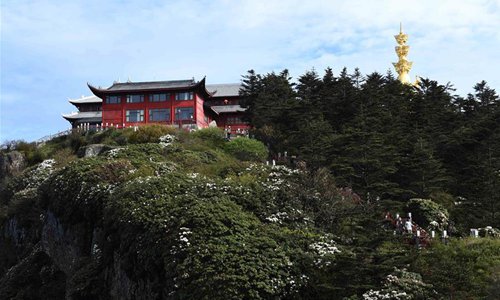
<box><xmin>106</xmin><ymin>95</ymin><xmax>121</xmax><ymax>104</ymax></box>
<box><xmin>175</xmin><ymin>107</ymin><xmax>194</xmax><ymax>120</ymax></box>
<box><xmin>175</xmin><ymin>92</ymin><xmax>193</xmax><ymax>101</ymax></box>
<box><xmin>150</xmin><ymin>93</ymin><xmax>169</xmax><ymax>102</ymax></box>
<box><xmin>226</xmin><ymin>116</ymin><xmax>244</xmax><ymax>124</ymax></box>
<box><xmin>126</xmin><ymin>109</ymin><xmax>144</xmax><ymax>122</ymax></box>
<box><xmin>126</xmin><ymin>95</ymin><xmax>144</xmax><ymax>103</ymax></box>
<box><xmin>149</xmin><ymin>108</ymin><xmax>171</xmax><ymax>122</ymax></box>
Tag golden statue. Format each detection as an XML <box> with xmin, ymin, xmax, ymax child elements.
<box><xmin>393</xmin><ymin>23</ymin><xmax>417</xmax><ymax>85</ymax></box>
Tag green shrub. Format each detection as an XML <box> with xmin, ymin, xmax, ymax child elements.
<box><xmin>52</xmin><ymin>148</ymin><xmax>77</xmax><ymax>168</ymax></box>
<box><xmin>224</xmin><ymin>137</ymin><xmax>268</xmax><ymax>162</ymax></box>
<box><xmin>11</xmin><ymin>141</ymin><xmax>45</xmax><ymax>166</ymax></box>
<box><xmin>7</xmin><ymin>188</ymin><xmax>39</xmax><ymax>216</ymax></box>
<box><xmin>191</xmin><ymin>127</ymin><xmax>225</xmax><ymax>148</ymax></box>
<box><xmin>67</xmin><ymin>131</ymin><xmax>86</xmax><ymax>152</ymax></box>
<box><xmin>14</xmin><ymin>141</ymin><xmax>36</xmax><ymax>153</ymax></box>
<box><xmin>406</xmin><ymin>198</ymin><xmax>449</xmax><ymax>231</ymax></box>
<box><xmin>413</xmin><ymin>238</ymin><xmax>500</xmax><ymax>299</ymax></box>
<box><xmin>127</xmin><ymin>125</ymin><xmax>177</xmax><ymax>144</ymax></box>
<box><xmin>7</xmin><ymin>188</ymin><xmax>41</xmax><ymax>227</ymax></box>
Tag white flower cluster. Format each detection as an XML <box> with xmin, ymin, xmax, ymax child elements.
<box><xmin>262</xmin><ymin>172</ymin><xmax>286</xmax><ymax>191</ymax></box>
<box><xmin>271</xmin><ymin>165</ymin><xmax>301</xmax><ymax>175</ymax></box>
<box><xmin>287</xmin><ymin>274</ymin><xmax>309</xmax><ymax>293</ymax></box>
<box><xmin>74</xmin><ymin>181</ymin><xmax>112</xmax><ymax>206</ymax></box>
<box><xmin>179</xmin><ymin>227</ymin><xmax>192</xmax><ymax>247</ymax></box>
<box><xmin>265</xmin><ymin>208</ymin><xmax>308</xmax><ymax>225</ymax></box>
<box><xmin>129</xmin><ymin>176</ymin><xmax>154</xmax><ymax>185</ymax></box>
<box><xmin>23</xmin><ymin>159</ymin><xmax>56</xmax><ymax>189</ymax></box>
<box><xmin>270</xmin><ymin>277</ymin><xmax>286</xmax><ymax>293</ymax></box>
<box><xmin>260</xmin><ymin>165</ymin><xmax>301</xmax><ymax>191</ymax></box>
<box><xmin>454</xmin><ymin>196</ymin><xmax>467</xmax><ymax>205</ymax></box>
<box><xmin>154</xmin><ymin>162</ymin><xmax>177</xmax><ymax>176</ymax></box>
<box><xmin>190</xmin><ymin>178</ymin><xmax>250</xmax><ymax>197</ymax></box>
<box><xmin>309</xmin><ymin>237</ymin><xmax>340</xmax><ymax>267</ymax></box>
<box><xmin>265</xmin><ymin>212</ymin><xmax>288</xmax><ymax>224</ymax></box>
<box><xmin>107</xmin><ymin>148</ymin><xmax>123</xmax><ymax>158</ymax></box>
<box><xmin>362</xmin><ymin>289</ymin><xmax>410</xmax><ymax>300</ymax></box>
<box><xmin>245</xmin><ymin>163</ymin><xmax>268</xmax><ymax>172</ymax></box>
<box><xmin>309</xmin><ymin>240</ymin><xmax>341</xmax><ymax>256</ymax></box>
<box><xmin>159</xmin><ymin>134</ymin><xmax>175</xmax><ymax>147</ymax></box>
<box><xmin>187</xmin><ymin>172</ymin><xmax>199</xmax><ymax>179</ymax></box>
<box><xmin>38</xmin><ymin>159</ymin><xmax>56</xmax><ymax>170</ymax></box>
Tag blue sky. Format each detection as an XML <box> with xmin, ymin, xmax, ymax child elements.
<box><xmin>1</xmin><ymin>0</ymin><xmax>499</xmax><ymax>142</ymax></box>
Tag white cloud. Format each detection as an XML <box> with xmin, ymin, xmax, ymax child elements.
<box><xmin>1</xmin><ymin>0</ymin><xmax>499</xmax><ymax>141</ymax></box>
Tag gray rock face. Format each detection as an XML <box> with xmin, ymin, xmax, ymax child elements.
<box><xmin>77</xmin><ymin>144</ymin><xmax>113</xmax><ymax>158</ymax></box>
<box><xmin>0</xmin><ymin>151</ymin><xmax>26</xmax><ymax>180</ymax></box>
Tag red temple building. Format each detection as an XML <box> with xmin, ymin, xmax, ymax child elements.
<box><xmin>62</xmin><ymin>95</ymin><xmax>102</xmax><ymax>128</ymax></box>
<box><xmin>63</xmin><ymin>77</ymin><xmax>249</xmax><ymax>134</ymax></box>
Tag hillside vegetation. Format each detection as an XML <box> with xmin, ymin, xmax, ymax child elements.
<box><xmin>1</xmin><ymin>125</ymin><xmax>499</xmax><ymax>299</ymax></box>
<box><xmin>240</xmin><ymin>68</ymin><xmax>500</xmax><ymax>231</ymax></box>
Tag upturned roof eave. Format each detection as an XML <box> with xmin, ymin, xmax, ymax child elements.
<box><xmin>68</xmin><ymin>98</ymin><xmax>102</xmax><ymax>104</ymax></box>
<box><xmin>88</xmin><ymin>78</ymin><xmax>215</xmax><ymax>98</ymax></box>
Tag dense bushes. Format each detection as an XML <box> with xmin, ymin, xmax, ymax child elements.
<box><xmin>191</xmin><ymin>127</ymin><xmax>226</xmax><ymax>148</ymax></box>
<box><xmin>2</xmin><ymin>127</ymin><xmax>499</xmax><ymax>299</ymax></box>
<box><xmin>126</xmin><ymin>124</ymin><xmax>177</xmax><ymax>144</ymax></box>
<box><xmin>413</xmin><ymin>238</ymin><xmax>500</xmax><ymax>299</ymax></box>
<box><xmin>224</xmin><ymin>137</ymin><xmax>268</xmax><ymax>161</ymax></box>
<box><xmin>11</xmin><ymin>141</ymin><xmax>45</xmax><ymax>166</ymax></box>
<box><xmin>405</xmin><ymin>198</ymin><xmax>449</xmax><ymax>231</ymax></box>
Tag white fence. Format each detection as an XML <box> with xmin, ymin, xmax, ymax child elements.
<box><xmin>34</xmin><ymin>129</ymin><xmax>73</xmax><ymax>145</ymax></box>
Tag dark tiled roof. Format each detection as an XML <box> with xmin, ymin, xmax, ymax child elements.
<box><xmin>106</xmin><ymin>80</ymin><xmax>196</xmax><ymax>92</ymax></box>
<box><xmin>206</xmin><ymin>83</ymin><xmax>241</xmax><ymax>97</ymax></box>
<box><xmin>210</xmin><ymin>105</ymin><xmax>247</xmax><ymax>114</ymax></box>
<box><xmin>69</xmin><ymin>95</ymin><xmax>102</xmax><ymax>104</ymax></box>
<box><xmin>62</xmin><ymin>111</ymin><xmax>102</xmax><ymax>120</ymax></box>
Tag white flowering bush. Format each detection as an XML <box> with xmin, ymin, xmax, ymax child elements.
<box><xmin>261</xmin><ymin>165</ymin><xmax>300</xmax><ymax>192</ymax></box>
<box><xmin>308</xmin><ymin>235</ymin><xmax>341</xmax><ymax>267</ymax></box>
<box><xmin>363</xmin><ymin>289</ymin><xmax>410</xmax><ymax>300</ymax></box>
<box><xmin>159</xmin><ymin>134</ymin><xmax>175</xmax><ymax>147</ymax></box>
<box><xmin>23</xmin><ymin>159</ymin><xmax>56</xmax><ymax>189</ymax></box>
<box><xmin>106</xmin><ymin>147</ymin><xmax>123</xmax><ymax>158</ymax></box>
<box><xmin>406</xmin><ymin>199</ymin><xmax>449</xmax><ymax>232</ymax></box>
<box><xmin>362</xmin><ymin>268</ymin><xmax>435</xmax><ymax>300</ymax></box>
<box><xmin>478</xmin><ymin>226</ymin><xmax>500</xmax><ymax>238</ymax></box>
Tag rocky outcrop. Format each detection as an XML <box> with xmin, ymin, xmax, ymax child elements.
<box><xmin>0</xmin><ymin>151</ymin><xmax>26</xmax><ymax>180</ymax></box>
<box><xmin>77</xmin><ymin>144</ymin><xmax>113</xmax><ymax>158</ymax></box>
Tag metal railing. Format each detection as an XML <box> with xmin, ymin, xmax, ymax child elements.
<box><xmin>34</xmin><ymin>129</ymin><xmax>73</xmax><ymax>145</ymax></box>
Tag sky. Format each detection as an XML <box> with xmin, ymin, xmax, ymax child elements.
<box><xmin>1</xmin><ymin>0</ymin><xmax>499</xmax><ymax>142</ymax></box>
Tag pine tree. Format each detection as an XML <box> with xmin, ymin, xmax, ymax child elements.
<box><xmin>319</xmin><ymin>67</ymin><xmax>357</xmax><ymax>132</ymax></box>
<box><xmin>244</xmin><ymin>70</ymin><xmax>297</xmax><ymax>153</ymax></box>
<box><xmin>239</xmin><ymin>69</ymin><xmax>262</xmax><ymax>123</ymax></box>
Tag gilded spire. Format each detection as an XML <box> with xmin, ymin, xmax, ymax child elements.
<box><xmin>392</xmin><ymin>23</ymin><xmax>413</xmax><ymax>84</ymax></box>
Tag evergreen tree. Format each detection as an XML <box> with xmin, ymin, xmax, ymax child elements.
<box><xmin>449</xmin><ymin>82</ymin><xmax>500</xmax><ymax>228</ymax></box>
<box><xmin>238</xmin><ymin>68</ymin><xmax>498</xmax><ymax>228</ymax></box>
<box><xmin>320</xmin><ymin>67</ymin><xmax>357</xmax><ymax>132</ymax></box>
<box><xmin>239</xmin><ymin>69</ymin><xmax>262</xmax><ymax>122</ymax></box>
<box><xmin>242</xmin><ymin>70</ymin><xmax>296</xmax><ymax>154</ymax></box>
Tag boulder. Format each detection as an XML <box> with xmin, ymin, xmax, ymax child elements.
<box><xmin>77</xmin><ymin>144</ymin><xmax>113</xmax><ymax>158</ymax></box>
<box><xmin>0</xmin><ymin>151</ymin><xmax>26</xmax><ymax>180</ymax></box>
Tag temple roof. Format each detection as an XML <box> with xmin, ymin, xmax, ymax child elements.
<box><xmin>88</xmin><ymin>78</ymin><xmax>213</xmax><ymax>99</ymax></box>
<box><xmin>62</xmin><ymin>111</ymin><xmax>102</xmax><ymax>120</ymax></box>
<box><xmin>209</xmin><ymin>105</ymin><xmax>247</xmax><ymax>114</ymax></box>
<box><xmin>206</xmin><ymin>83</ymin><xmax>241</xmax><ymax>97</ymax></box>
<box><xmin>106</xmin><ymin>79</ymin><xmax>196</xmax><ymax>92</ymax></box>
<box><xmin>68</xmin><ymin>95</ymin><xmax>102</xmax><ymax>104</ymax></box>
